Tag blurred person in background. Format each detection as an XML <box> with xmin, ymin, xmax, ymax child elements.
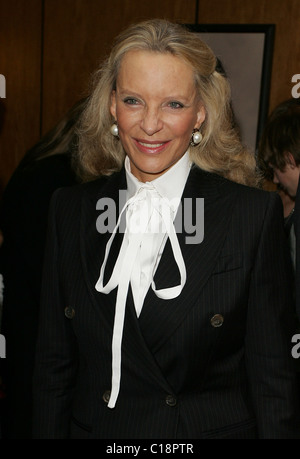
<box><xmin>0</xmin><ymin>98</ymin><xmax>87</xmax><ymax>438</ymax></box>
<box><xmin>257</xmin><ymin>98</ymin><xmax>300</xmax><ymax>276</ymax></box>
<box><xmin>257</xmin><ymin>98</ymin><xmax>300</xmax><ymax>391</ymax></box>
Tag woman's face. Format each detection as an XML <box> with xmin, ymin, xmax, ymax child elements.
<box><xmin>110</xmin><ymin>50</ymin><xmax>206</xmax><ymax>182</ymax></box>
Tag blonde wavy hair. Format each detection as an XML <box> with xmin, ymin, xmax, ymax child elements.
<box><xmin>77</xmin><ymin>19</ymin><xmax>259</xmax><ymax>187</ymax></box>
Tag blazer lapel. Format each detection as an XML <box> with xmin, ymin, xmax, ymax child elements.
<box><xmin>138</xmin><ymin>167</ymin><xmax>238</xmax><ymax>352</ymax></box>
<box><xmin>80</xmin><ymin>170</ymin><xmax>127</xmax><ymax>328</ymax></box>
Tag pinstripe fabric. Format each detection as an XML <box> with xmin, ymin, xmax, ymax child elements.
<box><xmin>32</xmin><ymin>166</ymin><xmax>300</xmax><ymax>439</ymax></box>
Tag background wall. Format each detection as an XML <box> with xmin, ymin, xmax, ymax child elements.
<box><xmin>0</xmin><ymin>0</ymin><xmax>42</xmax><ymax>195</ymax></box>
<box><xmin>0</xmin><ymin>0</ymin><xmax>299</xmax><ymax>195</ymax></box>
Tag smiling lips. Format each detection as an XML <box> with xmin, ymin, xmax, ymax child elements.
<box><xmin>134</xmin><ymin>139</ymin><xmax>169</xmax><ymax>154</ymax></box>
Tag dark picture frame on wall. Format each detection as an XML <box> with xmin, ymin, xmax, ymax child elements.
<box><xmin>185</xmin><ymin>24</ymin><xmax>275</xmax><ymax>154</ymax></box>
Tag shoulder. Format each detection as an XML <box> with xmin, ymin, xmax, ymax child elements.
<box><xmin>192</xmin><ymin>166</ymin><xmax>282</xmax><ymax>218</ymax></box>
<box><xmin>53</xmin><ymin>173</ymin><xmax>113</xmax><ymax>203</ymax></box>
<box><xmin>222</xmin><ymin>173</ymin><xmax>282</xmax><ymax>218</ymax></box>
<box><xmin>193</xmin><ymin>165</ymin><xmax>277</xmax><ymax>200</ymax></box>
<box><xmin>51</xmin><ymin>169</ymin><xmax>125</xmax><ymax>215</ymax></box>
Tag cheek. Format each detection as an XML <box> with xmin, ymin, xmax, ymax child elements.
<box><xmin>168</xmin><ymin>116</ymin><xmax>195</xmax><ymax>138</ymax></box>
<box><xmin>116</xmin><ymin>108</ymin><xmax>197</xmax><ymax>139</ymax></box>
<box><xmin>116</xmin><ymin>109</ymin><xmax>137</xmax><ymax>132</ymax></box>
<box><xmin>279</xmin><ymin>172</ymin><xmax>290</xmax><ymax>183</ymax></box>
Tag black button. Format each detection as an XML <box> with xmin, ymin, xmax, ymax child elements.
<box><xmin>166</xmin><ymin>395</ymin><xmax>177</xmax><ymax>407</ymax></box>
<box><xmin>210</xmin><ymin>314</ymin><xmax>224</xmax><ymax>328</ymax></box>
<box><xmin>103</xmin><ymin>390</ymin><xmax>111</xmax><ymax>404</ymax></box>
<box><xmin>64</xmin><ymin>306</ymin><xmax>75</xmax><ymax>319</ymax></box>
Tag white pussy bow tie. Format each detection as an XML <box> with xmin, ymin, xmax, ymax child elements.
<box><xmin>95</xmin><ymin>182</ymin><xmax>186</xmax><ymax>408</ymax></box>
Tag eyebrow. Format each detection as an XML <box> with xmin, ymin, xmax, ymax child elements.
<box><xmin>117</xmin><ymin>87</ymin><xmax>194</xmax><ymax>103</ymax></box>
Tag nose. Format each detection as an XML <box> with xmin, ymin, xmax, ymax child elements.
<box><xmin>140</xmin><ymin>107</ymin><xmax>163</xmax><ymax>136</ymax></box>
<box><xmin>272</xmin><ymin>173</ymin><xmax>279</xmax><ymax>185</ymax></box>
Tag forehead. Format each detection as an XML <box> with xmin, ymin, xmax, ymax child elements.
<box><xmin>117</xmin><ymin>50</ymin><xmax>196</xmax><ymax>92</ymax></box>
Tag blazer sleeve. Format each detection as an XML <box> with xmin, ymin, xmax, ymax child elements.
<box><xmin>32</xmin><ymin>188</ymin><xmax>79</xmax><ymax>439</ymax></box>
<box><xmin>245</xmin><ymin>191</ymin><xmax>300</xmax><ymax>438</ymax></box>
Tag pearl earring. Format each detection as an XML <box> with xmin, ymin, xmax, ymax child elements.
<box><xmin>110</xmin><ymin>122</ymin><xmax>119</xmax><ymax>137</ymax></box>
<box><xmin>190</xmin><ymin>129</ymin><xmax>202</xmax><ymax>146</ymax></box>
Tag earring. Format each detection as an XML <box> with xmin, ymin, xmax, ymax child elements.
<box><xmin>190</xmin><ymin>129</ymin><xmax>202</xmax><ymax>146</ymax></box>
<box><xmin>110</xmin><ymin>122</ymin><xmax>119</xmax><ymax>137</ymax></box>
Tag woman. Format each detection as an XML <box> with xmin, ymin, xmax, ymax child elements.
<box><xmin>33</xmin><ymin>19</ymin><xmax>300</xmax><ymax>439</ymax></box>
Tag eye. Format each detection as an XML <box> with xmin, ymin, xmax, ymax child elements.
<box><xmin>168</xmin><ymin>101</ymin><xmax>184</xmax><ymax>109</ymax></box>
<box><xmin>123</xmin><ymin>97</ymin><xmax>139</xmax><ymax>105</ymax></box>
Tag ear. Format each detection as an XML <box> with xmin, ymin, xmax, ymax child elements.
<box><xmin>194</xmin><ymin>104</ymin><xmax>206</xmax><ymax>130</ymax></box>
<box><xmin>110</xmin><ymin>90</ymin><xmax>116</xmax><ymax>119</ymax></box>
<box><xmin>286</xmin><ymin>152</ymin><xmax>297</xmax><ymax>168</ymax></box>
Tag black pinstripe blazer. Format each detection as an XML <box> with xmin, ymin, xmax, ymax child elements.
<box><xmin>32</xmin><ymin>165</ymin><xmax>300</xmax><ymax>439</ymax></box>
